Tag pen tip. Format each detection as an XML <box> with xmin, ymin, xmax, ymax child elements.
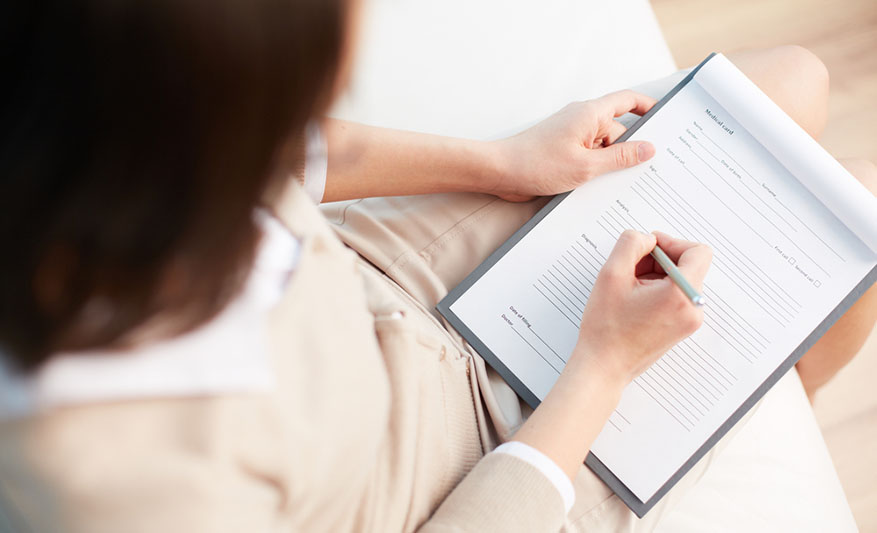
<box><xmin>693</xmin><ymin>295</ymin><xmax>706</xmax><ymax>307</ymax></box>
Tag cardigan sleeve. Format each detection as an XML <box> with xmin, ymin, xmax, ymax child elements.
<box><xmin>493</xmin><ymin>441</ymin><xmax>576</xmax><ymax>513</ymax></box>
<box><xmin>419</xmin><ymin>451</ymin><xmax>567</xmax><ymax>533</ymax></box>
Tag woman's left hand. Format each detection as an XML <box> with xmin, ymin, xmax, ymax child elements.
<box><xmin>485</xmin><ymin>90</ymin><xmax>658</xmax><ymax>202</ymax></box>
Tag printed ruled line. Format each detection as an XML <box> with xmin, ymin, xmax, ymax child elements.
<box><xmin>686</xmin><ymin>146</ymin><xmax>831</xmax><ymax>279</ymax></box>
<box><xmin>578</xmin><ymin>237</ymin><xmax>608</xmax><ymax>261</ymax></box>
<box><xmin>578</xmin><ymin>244</ymin><xmax>610</xmax><ymax>275</ymax></box>
<box><xmin>552</xmin><ymin>263</ymin><xmax>591</xmax><ymax>302</ymax></box>
<box><xmin>636</xmin><ymin>175</ymin><xmax>797</xmax><ymax>324</ymax></box>
<box><xmin>602</xmin><ymin>213</ymin><xmax>627</xmax><ymax>239</ymax></box>
<box><xmin>566</xmin><ymin>249</ymin><xmax>599</xmax><ymax>278</ymax></box>
<box><xmin>688</xmin><ymin>338</ymin><xmax>738</xmax><ymax>382</ymax></box>
<box><xmin>703</xmin><ymin>306</ymin><xmax>763</xmax><ymax>356</ymax></box>
<box><xmin>549</xmin><ymin>263</ymin><xmax>588</xmax><ymax>300</ymax></box>
<box><xmin>597</xmin><ymin>220</ymin><xmax>619</xmax><ymax>241</ymax></box>
<box><xmin>639</xmin><ymin>372</ymin><xmax>697</xmax><ymax>428</ymax></box>
<box><xmin>546</xmin><ymin>269</ymin><xmax>585</xmax><ymax>311</ymax></box>
<box><xmin>572</xmin><ymin>242</ymin><xmax>605</xmax><ymax>276</ymax></box>
<box><xmin>533</xmin><ymin>282</ymin><xmax>579</xmax><ymax>328</ymax></box>
<box><xmin>636</xmin><ymin>175</ymin><xmax>797</xmax><ymax>320</ymax></box>
<box><xmin>773</xmin><ymin>194</ymin><xmax>846</xmax><ymax>262</ymax></box>
<box><xmin>509</xmin><ymin>325</ymin><xmax>563</xmax><ymax>375</ymax></box>
<box><xmin>651</xmin><ymin>361</ymin><xmax>707</xmax><ymax>417</ymax></box>
<box><xmin>681</xmin><ymin>162</ymin><xmax>772</xmax><ymax>245</ymax></box>
<box><xmin>528</xmin><ymin>326</ymin><xmax>568</xmax><ymax>368</ymax></box>
<box><xmin>608</xmin><ymin>412</ymin><xmax>628</xmax><ymax>431</ymax></box>
<box><xmin>696</xmin><ymin>126</ymin><xmax>845</xmax><ymax>263</ymax></box>
<box><xmin>690</xmin><ymin>132</ymin><xmax>722</xmax><ymax>164</ymax></box>
<box><xmin>645</xmin><ymin>367</ymin><xmax>704</xmax><ymax>422</ymax></box>
<box><xmin>686</xmin><ymin>130</ymin><xmax>798</xmax><ymax>234</ymax></box>
<box><xmin>613</xmin><ymin>204</ymin><xmax>648</xmax><ymax>233</ymax></box>
<box><xmin>601</xmin><ymin>212</ymin><xmax>625</xmax><ymax>235</ymax></box>
<box><xmin>678</xmin><ymin>341</ymin><xmax>736</xmax><ymax>388</ymax></box>
<box><xmin>701</xmin><ymin>300</ymin><xmax>766</xmax><ymax>354</ymax></box>
<box><xmin>700</xmin><ymin>313</ymin><xmax>756</xmax><ymax>363</ymax></box>
<box><xmin>681</xmin><ymin>341</ymin><xmax>736</xmax><ymax>388</ymax></box>
<box><xmin>632</xmin><ymin>181</ymin><xmax>792</xmax><ymax>327</ymax></box>
<box><xmin>696</xmin><ymin>124</ymin><xmax>760</xmax><ymax>188</ymax></box>
<box><xmin>538</xmin><ymin>276</ymin><xmax>581</xmax><ymax>321</ymax></box>
<box><xmin>669</xmin><ymin>348</ymin><xmax>725</xmax><ymax>399</ymax></box>
<box><xmin>646</xmin><ymin>175</ymin><xmax>801</xmax><ymax>312</ymax></box>
<box><xmin>561</xmin><ymin>255</ymin><xmax>597</xmax><ymax>293</ymax></box>
<box><xmin>646</xmin><ymin>367</ymin><xmax>704</xmax><ymax>423</ymax></box>
<box><xmin>558</xmin><ymin>257</ymin><xmax>595</xmax><ymax>294</ymax></box>
<box><xmin>610</xmin><ymin>201</ymin><xmax>772</xmax><ymax>354</ymax></box>
<box><xmin>650</xmin><ymin>169</ymin><xmax>803</xmax><ymax>308</ymax></box>
<box><xmin>691</xmin><ymin>342</ymin><xmax>736</xmax><ymax>387</ymax></box>
<box><xmin>614</xmin><ymin>409</ymin><xmax>631</xmax><ymax>425</ymax></box>
<box><xmin>704</xmin><ymin>286</ymin><xmax>770</xmax><ymax>345</ymax></box>
<box><xmin>634</xmin><ymin>377</ymin><xmax>692</xmax><ymax>432</ymax></box>
<box><xmin>675</xmin><ymin>343</ymin><xmax>730</xmax><ymax>392</ymax></box>
<box><xmin>703</xmin><ymin>291</ymin><xmax>769</xmax><ymax>349</ymax></box>
<box><xmin>605</xmin><ymin>209</ymin><xmax>632</xmax><ymax>234</ymax></box>
<box><xmin>607</xmin><ymin>193</ymin><xmax>769</xmax><ymax>363</ymax></box>
<box><xmin>662</xmin><ymin>354</ymin><xmax>717</xmax><ymax>405</ymax></box>
<box><xmin>611</xmin><ymin>204</ymin><xmax>650</xmax><ymax>236</ymax></box>
<box><xmin>739</xmin><ymin>171</ymin><xmax>800</xmax><ymax>234</ymax></box>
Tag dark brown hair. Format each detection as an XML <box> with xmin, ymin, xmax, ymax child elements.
<box><xmin>0</xmin><ymin>0</ymin><xmax>348</xmax><ymax>370</ymax></box>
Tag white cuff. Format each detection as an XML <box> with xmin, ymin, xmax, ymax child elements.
<box><xmin>302</xmin><ymin>121</ymin><xmax>328</xmax><ymax>204</ymax></box>
<box><xmin>492</xmin><ymin>441</ymin><xmax>576</xmax><ymax>514</ymax></box>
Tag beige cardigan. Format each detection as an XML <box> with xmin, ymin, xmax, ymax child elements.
<box><xmin>0</xmin><ymin>182</ymin><xmax>566</xmax><ymax>532</ymax></box>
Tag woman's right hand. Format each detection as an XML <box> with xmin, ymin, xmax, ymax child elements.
<box><xmin>510</xmin><ymin>229</ymin><xmax>711</xmax><ymax>481</ymax></box>
<box><xmin>573</xmin><ymin>230</ymin><xmax>712</xmax><ymax>388</ymax></box>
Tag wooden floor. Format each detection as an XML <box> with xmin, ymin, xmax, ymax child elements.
<box><xmin>650</xmin><ymin>0</ymin><xmax>877</xmax><ymax>528</ymax></box>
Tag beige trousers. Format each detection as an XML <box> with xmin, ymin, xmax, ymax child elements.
<box><xmin>320</xmin><ymin>69</ymin><xmax>757</xmax><ymax>531</ymax></box>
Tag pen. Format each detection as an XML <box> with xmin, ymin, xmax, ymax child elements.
<box><xmin>650</xmin><ymin>245</ymin><xmax>705</xmax><ymax>307</ymax></box>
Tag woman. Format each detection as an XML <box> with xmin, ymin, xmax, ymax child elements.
<box><xmin>1</xmin><ymin>1</ymin><xmax>875</xmax><ymax>531</ymax></box>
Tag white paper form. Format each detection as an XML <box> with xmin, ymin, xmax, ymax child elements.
<box><xmin>449</xmin><ymin>57</ymin><xmax>877</xmax><ymax>502</ymax></box>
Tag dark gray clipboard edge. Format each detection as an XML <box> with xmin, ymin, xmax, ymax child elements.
<box><xmin>436</xmin><ymin>52</ymin><xmax>876</xmax><ymax>517</ymax></box>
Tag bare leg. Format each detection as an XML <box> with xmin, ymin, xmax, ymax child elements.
<box><xmin>724</xmin><ymin>46</ymin><xmax>830</xmax><ymax>139</ymax></box>
<box><xmin>716</xmin><ymin>47</ymin><xmax>877</xmax><ymax>400</ymax></box>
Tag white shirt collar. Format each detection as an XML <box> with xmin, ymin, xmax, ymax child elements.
<box><xmin>0</xmin><ymin>210</ymin><xmax>299</xmax><ymax>420</ymax></box>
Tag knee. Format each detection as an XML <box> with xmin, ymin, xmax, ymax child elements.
<box><xmin>839</xmin><ymin>158</ymin><xmax>877</xmax><ymax>195</ymax></box>
<box><xmin>772</xmin><ymin>45</ymin><xmax>829</xmax><ymax>86</ymax></box>
<box><xmin>769</xmin><ymin>45</ymin><xmax>830</xmax><ymax>137</ymax></box>
<box><xmin>733</xmin><ymin>45</ymin><xmax>830</xmax><ymax>139</ymax></box>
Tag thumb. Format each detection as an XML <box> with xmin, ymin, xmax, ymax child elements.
<box><xmin>588</xmin><ymin>141</ymin><xmax>655</xmax><ymax>177</ymax></box>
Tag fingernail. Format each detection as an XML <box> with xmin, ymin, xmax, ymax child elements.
<box><xmin>637</xmin><ymin>142</ymin><xmax>655</xmax><ymax>161</ymax></box>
